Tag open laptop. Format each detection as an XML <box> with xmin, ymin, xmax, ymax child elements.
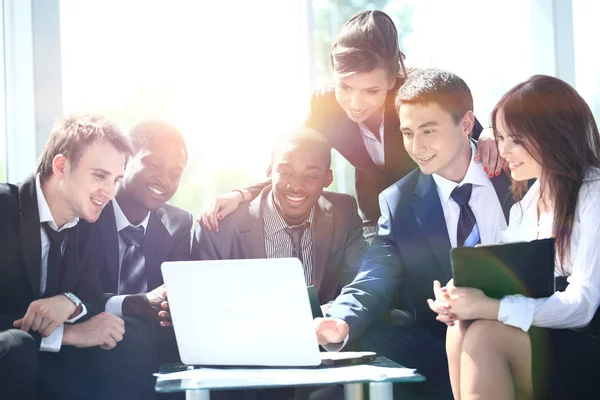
<box><xmin>162</xmin><ymin>258</ymin><xmax>323</xmax><ymax>367</ymax></box>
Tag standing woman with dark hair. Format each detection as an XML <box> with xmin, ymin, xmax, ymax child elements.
<box><xmin>429</xmin><ymin>75</ymin><xmax>600</xmax><ymax>399</ymax></box>
<box><xmin>199</xmin><ymin>10</ymin><xmax>501</xmax><ymax>234</ymax></box>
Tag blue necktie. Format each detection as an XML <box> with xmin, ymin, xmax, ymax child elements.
<box><xmin>451</xmin><ymin>184</ymin><xmax>480</xmax><ymax>247</ymax></box>
<box><xmin>119</xmin><ymin>225</ymin><xmax>147</xmax><ymax>294</ymax></box>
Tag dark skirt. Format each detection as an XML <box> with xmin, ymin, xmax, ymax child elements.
<box><xmin>531</xmin><ymin>326</ymin><xmax>600</xmax><ymax>399</ymax></box>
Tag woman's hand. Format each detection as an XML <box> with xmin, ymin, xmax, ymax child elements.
<box><xmin>475</xmin><ymin>128</ymin><xmax>505</xmax><ymax>177</ymax></box>
<box><xmin>427</xmin><ymin>280</ymin><xmax>457</xmax><ymax>326</ymax></box>
<box><xmin>196</xmin><ymin>191</ymin><xmax>244</xmax><ymax>232</ymax></box>
<box><xmin>445</xmin><ymin>286</ymin><xmax>500</xmax><ymax>321</ymax></box>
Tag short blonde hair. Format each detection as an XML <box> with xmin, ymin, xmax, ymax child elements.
<box><xmin>35</xmin><ymin>114</ymin><xmax>132</xmax><ymax>182</ymax></box>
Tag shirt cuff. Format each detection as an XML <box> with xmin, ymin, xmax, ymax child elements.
<box><xmin>498</xmin><ymin>295</ymin><xmax>536</xmax><ymax>332</ymax></box>
<box><xmin>322</xmin><ymin>334</ymin><xmax>350</xmax><ymax>352</ymax></box>
<box><xmin>40</xmin><ymin>324</ymin><xmax>64</xmax><ymax>352</ymax></box>
<box><xmin>66</xmin><ymin>303</ymin><xmax>87</xmax><ymax>323</ymax></box>
<box><xmin>105</xmin><ymin>295</ymin><xmax>127</xmax><ymax>317</ymax></box>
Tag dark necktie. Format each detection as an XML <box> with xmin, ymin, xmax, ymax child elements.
<box><xmin>284</xmin><ymin>222</ymin><xmax>310</xmax><ymax>265</ymax></box>
<box><xmin>42</xmin><ymin>222</ymin><xmax>68</xmax><ymax>297</ymax></box>
<box><xmin>119</xmin><ymin>225</ymin><xmax>147</xmax><ymax>295</ymax></box>
<box><xmin>451</xmin><ymin>184</ymin><xmax>480</xmax><ymax>247</ymax></box>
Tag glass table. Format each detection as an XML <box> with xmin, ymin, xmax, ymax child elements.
<box><xmin>155</xmin><ymin>356</ymin><xmax>425</xmax><ymax>400</ymax></box>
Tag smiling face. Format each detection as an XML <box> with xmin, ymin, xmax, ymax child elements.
<box><xmin>495</xmin><ymin>108</ymin><xmax>542</xmax><ymax>182</ymax></box>
<box><xmin>334</xmin><ymin>67</ymin><xmax>395</xmax><ymax>127</ymax></box>
<box><xmin>400</xmin><ymin>102</ymin><xmax>473</xmax><ymax>182</ymax></box>
<box><xmin>58</xmin><ymin>140</ymin><xmax>127</xmax><ymax>223</ymax></box>
<box><xmin>120</xmin><ymin>138</ymin><xmax>186</xmax><ymax>211</ymax></box>
<box><xmin>268</xmin><ymin>142</ymin><xmax>333</xmax><ymax>226</ymax></box>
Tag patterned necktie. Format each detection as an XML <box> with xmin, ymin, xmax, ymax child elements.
<box><xmin>285</xmin><ymin>222</ymin><xmax>311</xmax><ymax>285</ymax></box>
<box><xmin>119</xmin><ymin>225</ymin><xmax>147</xmax><ymax>294</ymax></box>
<box><xmin>284</xmin><ymin>222</ymin><xmax>310</xmax><ymax>264</ymax></box>
<box><xmin>451</xmin><ymin>184</ymin><xmax>480</xmax><ymax>247</ymax></box>
<box><xmin>41</xmin><ymin>222</ymin><xmax>68</xmax><ymax>296</ymax></box>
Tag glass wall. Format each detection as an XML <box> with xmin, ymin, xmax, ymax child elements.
<box><xmin>0</xmin><ymin>3</ymin><xmax>6</xmax><ymax>183</ymax></box>
<box><xmin>573</xmin><ymin>0</ymin><xmax>600</xmax><ymax>122</ymax></box>
<box><xmin>60</xmin><ymin>0</ymin><xmax>311</xmax><ymax>212</ymax></box>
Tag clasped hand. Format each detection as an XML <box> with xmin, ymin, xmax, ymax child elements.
<box><xmin>427</xmin><ymin>279</ymin><xmax>499</xmax><ymax>325</ymax></box>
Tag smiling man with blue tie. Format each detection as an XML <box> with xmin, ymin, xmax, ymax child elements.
<box><xmin>314</xmin><ymin>69</ymin><xmax>515</xmax><ymax>398</ymax></box>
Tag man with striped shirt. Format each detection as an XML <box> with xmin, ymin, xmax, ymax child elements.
<box><xmin>191</xmin><ymin>127</ymin><xmax>367</xmax><ymax>306</ymax></box>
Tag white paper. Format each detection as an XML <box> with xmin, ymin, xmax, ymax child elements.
<box><xmin>155</xmin><ymin>365</ymin><xmax>418</xmax><ymax>386</ymax></box>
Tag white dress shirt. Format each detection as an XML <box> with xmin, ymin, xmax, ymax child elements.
<box><xmin>105</xmin><ymin>199</ymin><xmax>150</xmax><ymax>317</ymax></box>
<box><xmin>498</xmin><ymin>167</ymin><xmax>600</xmax><ymax>332</ymax></box>
<box><xmin>357</xmin><ymin>114</ymin><xmax>385</xmax><ymax>167</ymax></box>
<box><xmin>35</xmin><ymin>175</ymin><xmax>87</xmax><ymax>352</ymax></box>
<box><xmin>432</xmin><ymin>143</ymin><xmax>507</xmax><ymax>247</ymax></box>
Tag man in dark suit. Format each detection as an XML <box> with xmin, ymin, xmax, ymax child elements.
<box><xmin>191</xmin><ymin>127</ymin><xmax>367</xmax><ymax>306</ymax></box>
<box><xmin>315</xmin><ymin>69</ymin><xmax>514</xmax><ymax>398</ymax></box>
<box><xmin>79</xmin><ymin>121</ymin><xmax>192</xmax><ymax>369</ymax></box>
<box><xmin>0</xmin><ymin>115</ymin><xmax>148</xmax><ymax>399</ymax></box>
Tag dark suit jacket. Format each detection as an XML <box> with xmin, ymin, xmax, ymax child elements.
<box><xmin>0</xmin><ymin>176</ymin><xmax>101</xmax><ymax>332</ymax></box>
<box><xmin>327</xmin><ymin>168</ymin><xmax>513</xmax><ymax>341</ymax></box>
<box><xmin>191</xmin><ymin>187</ymin><xmax>368</xmax><ymax>304</ymax></box>
<box><xmin>247</xmin><ymin>81</ymin><xmax>484</xmax><ymax>223</ymax></box>
<box><xmin>79</xmin><ymin>200</ymin><xmax>193</xmax><ymax>304</ymax></box>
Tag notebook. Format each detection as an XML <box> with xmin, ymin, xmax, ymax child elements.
<box><xmin>450</xmin><ymin>238</ymin><xmax>556</xmax><ymax>299</ymax></box>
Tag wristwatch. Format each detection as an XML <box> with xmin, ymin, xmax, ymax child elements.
<box><xmin>62</xmin><ymin>292</ymin><xmax>82</xmax><ymax>308</ymax></box>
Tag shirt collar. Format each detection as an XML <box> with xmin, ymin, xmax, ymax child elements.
<box><xmin>357</xmin><ymin>113</ymin><xmax>385</xmax><ymax>140</ymax></box>
<box><xmin>35</xmin><ymin>174</ymin><xmax>79</xmax><ymax>232</ymax></box>
<box><xmin>432</xmin><ymin>142</ymin><xmax>492</xmax><ymax>204</ymax></box>
<box><xmin>112</xmin><ymin>198</ymin><xmax>150</xmax><ymax>233</ymax></box>
<box><xmin>264</xmin><ymin>190</ymin><xmax>314</xmax><ymax>239</ymax></box>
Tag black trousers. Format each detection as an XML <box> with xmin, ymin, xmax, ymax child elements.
<box><xmin>0</xmin><ymin>328</ymin><xmax>39</xmax><ymax>400</ymax></box>
<box><xmin>36</xmin><ymin>317</ymin><xmax>159</xmax><ymax>400</ymax></box>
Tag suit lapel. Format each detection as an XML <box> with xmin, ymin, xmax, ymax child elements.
<box><xmin>311</xmin><ymin>196</ymin><xmax>333</xmax><ymax>292</ymax></box>
<box><xmin>328</xmin><ymin>115</ymin><xmax>378</xmax><ymax>171</ymax></box>
<box><xmin>99</xmin><ymin>202</ymin><xmax>121</xmax><ymax>291</ymax></box>
<box><xmin>411</xmin><ymin>172</ymin><xmax>453</xmax><ymax>283</ymax></box>
<box><xmin>18</xmin><ymin>177</ymin><xmax>42</xmax><ymax>296</ymax></box>
<box><xmin>491</xmin><ymin>172</ymin><xmax>513</xmax><ymax>223</ymax></box>
<box><xmin>240</xmin><ymin>192</ymin><xmax>267</xmax><ymax>259</ymax></box>
<box><xmin>143</xmin><ymin>211</ymin><xmax>169</xmax><ymax>289</ymax></box>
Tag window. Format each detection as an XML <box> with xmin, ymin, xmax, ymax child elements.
<box><xmin>60</xmin><ymin>0</ymin><xmax>311</xmax><ymax>212</ymax></box>
<box><xmin>0</xmin><ymin>3</ymin><xmax>6</xmax><ymax>183</ymax></box>
<box><xmin>573</xmin><ymin>0</ymin><xmax>600</xmax><ymax>122</ymax></box>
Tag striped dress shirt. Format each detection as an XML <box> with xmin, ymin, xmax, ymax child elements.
<box><xmin>263</xmin><ymin>192</ymin><xmax>315</xmax><ymax>286</ymax></box>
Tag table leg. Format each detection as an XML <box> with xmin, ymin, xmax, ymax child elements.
<box><xmin>369</xmin><ymin>382</ymin><xmax>393</xmax><ymax>399</ymax></box>
<box><xmin>186</xmin><ymin>389</ymin><xmax>210</xmax><ymax>400</ymax></box>
<box><xmin>344</xmin><ymin>383</ymin><xmax>364</xmax><ymax>400</ymax></box>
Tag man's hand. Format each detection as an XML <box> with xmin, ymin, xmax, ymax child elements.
<box><xmin>197</xmin><ymin>191</ymin><xmax>245</xmax><ymax>233</ymax></box>
<box><xmin>314</xmin><ymin>317</ymin><xmax>349</xmax><ymax>345</ymax></box>
<box><xmin>63</xmin><ymin>312</ymin><xmax>125</xmax><ymax>350</ymax></box>
<box><xmin>157</xmin><ymin>300</ymin><xmax>172</xmax><ymax>327</ymax></box>
<box><xmin>13</xmin><ymin>294</ymin><xmax>77</xmax><ymax>337</ymax></box>
<box><xmin>122</xmin><ymin>285</ymin><xmax>166</xmax><ymax>324</ymax></box>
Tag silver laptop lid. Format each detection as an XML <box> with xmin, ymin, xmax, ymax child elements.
<box><xmin>161</xmin><ymin>258</ymin><xmax>321</xmax><ymax>367</ymax></box>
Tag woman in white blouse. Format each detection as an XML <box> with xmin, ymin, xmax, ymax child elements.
<box><xmin>428</xmin><ymin>75</ymin><xmax>600</xmax><ymax>399</ymax></box>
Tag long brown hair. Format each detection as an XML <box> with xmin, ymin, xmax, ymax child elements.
<box><xmin>491</xmin><ymin>75</ymin><xmax>600</xmax><ymax>267</ymax></box>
